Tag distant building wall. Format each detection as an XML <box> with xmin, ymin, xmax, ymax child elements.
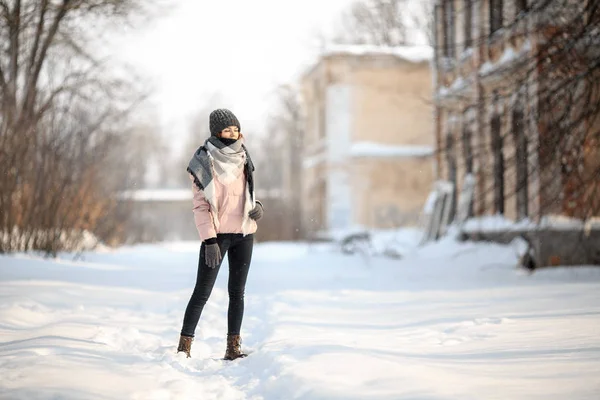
<box><xmin>352</xmin><ymin>157</ymin><xmax>434</xmax><ymax>228</ymax></box>
<box><xmin>352</xmin><ymin>64</ymin><xmax>433</xmax><ymax>147</ymax></box>
<box><xmin>301</xmin><ymin>47</ymin><xmax>435</xmax><ymax>235</ymax></box>
<box><xmin>120</xmin><ymin>189</ymin><xmax>282</xmax><ymax>243</ymax></box>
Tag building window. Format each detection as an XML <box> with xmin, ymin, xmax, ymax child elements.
<box><xmin>317</xmin><ymin>180</ymin><xmax>327</xmax><ymax>230</ymax></box>
<box><xmin>462</xmin><ymin>127</ymin><xmax>474</xmax><ymax>174</ymax></box>
<box><xmin>446</xmin><ymin>131</ymin><xmax>457</xmax><ymax>221</ymax></box>
<box><xmin>312</xmin><ymin>81</ymin><xmax>324</xmax><ymax>141</ymax></box>
<box><xmin>464</xmin><ymin>0</ymin><xmax>473</xmax><ymax>48</ymax></box>
<box><xmin>462</xmin><ymin>125</ymin><xmax>474</xmax><ymax>217</ymax></box>
<box><xmin>318</xmin><ymin>102</ymin><xmax>326</xmax><ymax>140</ymax></box>
<box><xmin>443</xmin><ymin>0</ymin><xmax>455</xmax><ymax>58</ymax></box>
<box><xmin>515</xmin><ymin>0</ymin><xmax>527</xmax><ymax>14</ymax></box>
<box><xmin>490</xmin><ymin>0</ymin><xmax>504</xmax><ymax>35</ymax></box>
<box><xmin>512</xmin><ymin>108</ymin><xmax>528</xmax><ymax>219</ymax></box>
<box><xmin>490</xmin><ymin>114</ymin><xmax>505</xmax><ymax>214</ymax></box>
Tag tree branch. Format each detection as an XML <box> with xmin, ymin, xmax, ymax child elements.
<box><xmin>28</xmin><ymin>0</ymin><xmax>49</xmax><ymax>76</ymax></box>
<box><xmin>0</xmin><ymin>61</ymin><xmax>6</xmax><ymax>91</ymax></box>
<box><xmin>27</xmin><ymin>0</ymin><xmax>71</xmax><ymax>111</ymax></box>
<box><xmin>0</xmin><ymin>1</ymin><xmax>9</xmax><ymax>20</ymax></box>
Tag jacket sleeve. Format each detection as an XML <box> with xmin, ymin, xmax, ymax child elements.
<box><xmin>190</xmin><ymin>174</ymin><xmax>217</xmax><ymax>241</ymax></box>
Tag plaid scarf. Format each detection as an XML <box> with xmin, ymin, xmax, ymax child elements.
<box><xmin>187</xmin><ymin>136</ymin><xmax>256</xmax><ymax>235</ymax></box>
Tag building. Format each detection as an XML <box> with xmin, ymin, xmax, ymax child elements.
<box><xmin>432</xmin><ymin>0</ymin><xmax>600</xmax><ymax>266</ymax></box>
<box><xmin>119</xmin><ymin>188</ymin><xmax>283</xmax><ymax>243</ymax></box>
<box><xmin>300</xmin><ymin>45</ymin><xmax>435</xmax><ymax>236</ymax></box>
<box><xmin>433</xmin><ymin>0</ymin><xmax>599</xmax><ymax>221</ymax></box>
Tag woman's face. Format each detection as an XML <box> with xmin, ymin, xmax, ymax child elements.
<box><xmin>220</xmin><ymin>126</ymin><xmax>240</xmax><ymax>140</ymax></box>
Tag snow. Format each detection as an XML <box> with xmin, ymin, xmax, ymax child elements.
<box><xmin>302</xmin><ymin>153</ymin><xmax>326</xmax><ymax>169</ymax></box>
<box><xmin>1</xmin><ymin>236</ymin><xmax>600</xmax><ymax>399</ymax></box>
<box><xmin>422</xmin><ymin>190</ymin><xmax>439</xmax><ymax>214</ymax></box>
<box><xmin>462</xmin><ymin>215</ymin><xmax>535</xmax><ymax>232</ymax></box>
<box><xmin>480</xmin><ymin>40</ymin><xmax>532</xmax><ymax>76</ymax></box>
<box><xmin>450</xmin><ymin>76</ymin><xmax>467</xmax><ymax>91</ymax></box>
<box><xmin>463</xmin><ymin>214</ymin><xmax>600</xmax><ymax>233</ymax></box>
<box><xmin>459</xmin><ymin>47</ymin><xmax>475</xmax><ymax>61</ymax></box>
<box><xmin>316</xmin><ymin>226</ymin><xmax>424</xmax><ymax>259</ymax></box>
<box><xmin>119</xmin><ymin>189</ymin><xmax>192</xmax><ymax>202</ymax></box>
<box><xmin>350</xmin><ymin>141</ymin><xmax>434</xmax><ymax>158</ymax></box>
<box><xmin>368</xmin><ymin>227</ymin><xmax>423</xmax><ymax>258</ymax></box>
<box><xmin>437</xmin><ymin>76</ymin><xmax>470</xmax><ymax>98</ymax></box>
<box><xmin>322</xmin><ymin>44</ymin><xmax>433</xmax><ymax>63</ymax></box>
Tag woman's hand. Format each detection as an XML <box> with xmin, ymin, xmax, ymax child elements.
<box><xmin>248</xmin><ymin>201</ymin><xmax>264</xmax><ymax>221</ymax></box>
<box><xmin>204</xmin><ymin>240</ymin><xmax>222</xmax><ymax>269</ymax></box>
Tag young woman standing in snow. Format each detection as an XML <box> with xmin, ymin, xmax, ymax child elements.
<box><xmin>177</xmin><ymin>109</ymin><xmax>263</xmax><ymax>360</ymax></box>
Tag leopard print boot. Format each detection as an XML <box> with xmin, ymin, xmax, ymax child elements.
<box><xmin>177</xmin><ymin>335</ymin><xmax>193</xmax><ymax>358</ymax></box>
<box><xmin>224</xmin><ymin>334</ymin><xmax>248</xmax><ymax>361</ymax></box>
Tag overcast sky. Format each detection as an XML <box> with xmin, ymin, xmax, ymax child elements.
<box><xmin>114</xmin><ymin>0</ymin><xmax>354</xmax><ymax>143</ymax></box>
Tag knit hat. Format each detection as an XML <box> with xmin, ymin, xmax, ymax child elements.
<box><xmin>209</xmin><ymin>109</ymin><xmax>241</xmax><ymax>136</ymax></box>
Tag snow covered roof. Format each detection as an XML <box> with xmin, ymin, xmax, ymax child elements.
<box><xmin>350</xmin><ymin>141</ymin><xmax>434</xmax><ymax>158</ymax></box>
<box><xmin>119</xmin><ymin>189</ymin><xmax>191</xmax><ymax>202</ymax></box>
<box><xmin>322</xmin><ymin>44</ymin><xmax>433</xmax><ymax>64</ymax></box>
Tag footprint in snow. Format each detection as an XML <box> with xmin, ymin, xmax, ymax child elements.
<box><xmin>438</xmin><ymin>317</ymin><xmax>514</xmax><ymax>346</ymax></box>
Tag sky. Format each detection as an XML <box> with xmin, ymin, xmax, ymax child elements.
<box><xmin>114</xmin><ymin>0</ymin><xmax>354</xmax><ymax>144</ymax></box>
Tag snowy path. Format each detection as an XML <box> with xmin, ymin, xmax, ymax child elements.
<box><xmin>1</xmin><ymin>239</ymin><xmax>600</xmax><ymax>399</ymax></box>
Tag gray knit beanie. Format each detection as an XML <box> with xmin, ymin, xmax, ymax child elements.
<box><xmin>209</xmin><ymin>109</ymin><xmax>241</xmax><ymax>136</ymax></box>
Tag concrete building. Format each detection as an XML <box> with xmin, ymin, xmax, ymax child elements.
<box><xmin>300</xmin><ymin>45</ymin><xmax>435</xmax><ymax>235</ymax></box>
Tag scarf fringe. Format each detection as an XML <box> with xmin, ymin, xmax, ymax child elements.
<box><xmin>187</xmin><ymin>166</ymin><xmax>205</xmax><ymax>191</ymax></box>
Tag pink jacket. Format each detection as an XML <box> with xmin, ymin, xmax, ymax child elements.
<box><xmin>190</xmin><ymin>173</ymin><xmax>257</xmax><ymax>241</ymax></box>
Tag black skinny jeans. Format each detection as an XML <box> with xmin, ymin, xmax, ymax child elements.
<box><xmin>181</xmin><ymin>233</ymin><xmax>254</xmax><ymax>337</ymax></box>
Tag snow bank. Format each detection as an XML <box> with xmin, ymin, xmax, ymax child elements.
<box><xmin>462</xmin><ymin>215</ymin><xmax>535</xmax><ymax>232</ymax></box>
<box><xmin>314</xmin><ymin>226</ymin><xmax>424</xmax><ymax>260</ymax></box>
<box><xmin>463</xmin><ymin>214</ymin><xmax>600</xmax><ymax>233</ymax></box>
<box><xmin>369</xmin><ymin>227</ymin><xmax>423</xmax><ymax>258</ymax></box>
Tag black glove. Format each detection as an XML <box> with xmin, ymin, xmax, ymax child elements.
<box><xmin>248</xmin><ymin>201</ymin><xmax>264</xmax><ymax>221</ymax></box>
<box><xmin>204</xmin><ymin>240</ymin><xmax>222</xmax><ymax>269</ymax></box>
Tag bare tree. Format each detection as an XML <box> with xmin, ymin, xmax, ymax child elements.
<box><xmin>252</xmin><ymin>85</ymin><xmax>305</xmax><ymax>241</ymax></box>
<box><xmin>117</xmin><ymin>120</ymin><xmax>166</xmax><ymax>190</ymax></box>
<box><xmin>0</xmin><ymin>0</ymin><xmax>159</xmax><ymax>254</ymax></box>
<box><xmin>175</xmin><ymin>94</ymin><xmax>227</xmax><ymax>188</ymax></box>
<box><xmin>334</xmin><ymin>0</ymin><xmax>434</xmax><ymax>46</ymax></box>
<box><xmin>410</xmin><ymin>0</ymin><xmax>435</xmax><ymax>45</ymax></box>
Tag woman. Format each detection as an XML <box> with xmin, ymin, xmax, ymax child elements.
<box><xmin>177</xmin><ymin>109</ymin><xmax>263</xmax><ymax>360</ymax></box>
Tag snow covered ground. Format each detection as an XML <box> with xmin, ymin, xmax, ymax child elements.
<box><xmin>1</xmin><ymin>236</ymin><xmax>600</xmax><ymax>400</ymax></box>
